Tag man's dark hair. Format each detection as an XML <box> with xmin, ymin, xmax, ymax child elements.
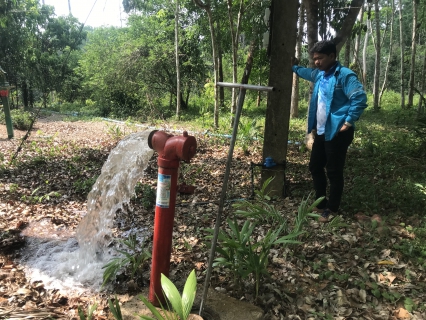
<box><xmin>310</xmin><ymin>40</ymin><xmax>336</xmax><ymax>56</ymax></box>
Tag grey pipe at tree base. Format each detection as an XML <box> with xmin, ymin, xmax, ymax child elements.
<box><xmin>0</xmin><ymin>67</ymin><xmax>14</xmax><ymax>139</ymax></box>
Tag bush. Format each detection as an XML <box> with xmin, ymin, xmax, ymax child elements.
<box><xmin>0</xmin><ymin>109</ymin><xmax>34</xmax><ymax>130</ymax></box>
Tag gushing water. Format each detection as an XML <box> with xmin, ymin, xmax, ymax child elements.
<box><xmin>20</xmin><ymin>131</ymin><xmax>154</xmax><ymax>294</ymax></box>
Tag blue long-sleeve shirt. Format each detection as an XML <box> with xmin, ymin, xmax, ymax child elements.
<box><xmin>292</xmin><ymin>61</ymin><xmax>368</xmax><ymax>141</ymax></box>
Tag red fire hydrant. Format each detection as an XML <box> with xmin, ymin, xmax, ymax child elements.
<box><xmin>147</xmin><ymin>130</ymin><xmax>197</xmax><ymax>306</ymax></box>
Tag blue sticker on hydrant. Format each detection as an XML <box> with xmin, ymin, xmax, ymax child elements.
<box><xmin>156</xmin><ymin>174</ymin><xmax>171</xmax><ymax>208</ymax></box>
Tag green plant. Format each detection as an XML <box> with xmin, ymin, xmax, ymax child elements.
<box><xmin>208</xmin><ymin>218</ymin><xmax>303</xmax><ymax>298</ymax></box>
<box><xmin>102</xmin><ymin>234</ymin><xmax>151</xmax><ymax>287</ymax></box>
<box><xmin>233</xmin><ymin>177</ymin><xmax>287</xmax><ymax>227</ymax></box>
<box><xmin>108</xmin><ymin>297</ymin><xmax>123</xmax><ymax>320</ymax></box>
<box><xmin>134</xmin><ymin>182</ymin><xmax>156</xmax><ymax>209</ymax></box>
<box><xmin>237</xmin><ymin>118</ymin><xmax>263</xmax><ymax>155</ymax></box>
<box><xmin>106</xmin><ymin>124</ymin><xmax>125</xmax><ymax>141</ymax></box>
<box><xmin>0</xmin><ymin>109</ymin><xmax>34</xmax><ymax>130</ymax></box>
<box><xmin>29</xmin><ymin>187</ymin><xmax>61</xmax><ymax>203</ymax></box>
<box><xmin>138</xmin><ymin>269</ymin><xmax>197</xmax><ymax>320</ymax></box>
<box><xmin>73</xmin><ymin>176</ymin><xmax>98</xmax><ymax>195</ymax></box>
<box><xmin>293</xmin><ymin>193</ymin><xmax>323</xmax><ymax>233</ymax></box>
<box><xmin>78</xmin><ymin>303</ymin><xmax>98</xmax><ymax>320</ymax></box>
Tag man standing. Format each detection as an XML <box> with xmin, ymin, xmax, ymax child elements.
<box><xmin>292</xmin><ymin>40</ymin><xmax>367</xmax><ymax>222</ymax></box>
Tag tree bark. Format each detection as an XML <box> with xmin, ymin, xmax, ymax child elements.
<box><xmin>262</xmin><ymin>0</ymin><xmax>298</xmax><ymax>197</ymax></box>
<box><xmin>175</xmin><ymin>0</ymin><xmax>181</xmax><ymax>118</ymax></box>
<box><xmin>193</xmin><ymin>0</ymin><xmax>220</xmax><ymax>128</ymax></box>
<box><xmin>362</xmin><ymin>4</ymin><xmax>371</xmax><ymax>87</ymax></box>
<box><xmin>373</xmin><ymin>0</ymin><xmax>381</xmax><ymax>110</ymax></box>
<box><xmin>334</xmin><ymin>0</ymin><xmax>365</xmax><ymax>54</ymax></box>
<box><xmin>305</xmin><ymin>0</ymin><xmax>319</xmax><ymax>68</ymax></box>
<box><xmin>398</xmin><ymin>0</ymin><xmax>405</xmax><ymax>108</ymax></box>
<box><xmin>291</xmin><ymin>0</ymin><xmax>305</xmax><ymax>119</ymax></box>
<box><xmin>352</xmin><ymin>4</ymin><xmax>364</xmax><ymax>67</ymax></box>
<box><xmin>227</xmin><ymin>0</ymin><xmax>244</xmax><ymax>121</ymax></box>
<box><xmin>408</xmin><ymin>0</ymin><xmax>418</xmax><ymax>107</ymax></box>
<box><xmin>344</xmin><ymin>38</ymin><xmax>351</xmax><ymax>67</ymax></box>
<box><xmin>418</xmin><ymin>52</ymin><xmax>426</xmax><ymax>114</ymax></box>
<box><xmin>379</xmin><ymin>0</ymin><xmax>395</xmax><ymax>104</ymax></box>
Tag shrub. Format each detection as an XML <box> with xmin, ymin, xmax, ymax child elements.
<box><xmin>0</xmin><ymin>109</ymin><xmax>34</xmax><ymax>130</ymax></box>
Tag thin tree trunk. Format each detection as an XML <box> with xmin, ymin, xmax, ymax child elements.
<box><xmin>373</xmin><ymin>0</ymin><xmax>381</xmax><ymax>110</ymax></box>
<box><xmin>362</xmin><ymin>5</ymin><xmax>371</xmax><ymax>87</ymax></box>
<box><xmin>408</xmin><ymin>0</ymin><xmax>418</xmax><ymax>107</ymax></box>
<box><xmin>344</xmin><ymin>38</ymin><xmax>351</xmax><ymax>67</ymax></box>
<box><xmin>419</xmin><ymin>52</ymin><xmax>426</xmax><ymax>114</ymax></box>
<box><xmin>291</xmin><ymin>0</ymin><xmax>305</xmax><ymax>119</ymax></box>
<box><xmin>352</xmin><ymin>4</ymin><xmax>364</xmax><ymax>66</ymax></box>
<box><xmin>68</xmin><ymin>0</ymin><xmax>71</xmax><ymax>15</ymax></box>
<box><xmin>218</xmin><ymin>40</ymin><xmax>225</xmax><ymax>109</ymax></box>
<box><xmin>399</xmin><ymin>0</ymin><xmax>405</xmax><ymax>108</ymax></box>
<box><xmin>305</xmin><ymin>0</ymin><xmax>319</xmax><ymax>68</ymax></box>
<box><xmin>193</xmin><ymin>0</ymin><xmax>220</xmax><ymax>128</ymax></box>
<box><xmin>379</xmin><ymin>0</ymin><xmax>395</xmax><ymax>104</ymax></box>
<box><xmin>227</xmin><ymin>0</ymin><xmax>244</xmax><ymax>120</ymax></box>
<box><xmin>175</xmin><ymin>0</ymin><xmax>181</xmax><ymax>118</ymax></box>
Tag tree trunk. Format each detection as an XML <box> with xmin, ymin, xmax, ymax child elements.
<box><xmin>305</xmin><ymin>0</ymin><xmax>319</xmax><ymax>68</ymax></box>
<box><xmin>68</xmin><ymin>0</ymin><xmax>71</xmax><ymax>15</ymax></box>
<box><xmin>418</xmin><ymin>52</ymin><xmax>426</xmax><ymax>114</ymax></box>
<box><xmin>218</xmin><ymin>46</ymin><xmax>225</xmax><ymax>109</ymax></box>
<box><xmin>362</xmin><ymin>5</ymin><xmax>371</xmax><ymax>87</ymax></box>
<box><xmin>227</xmin><ymin>0</ymin><xmax>244</xmax><ymax>121</ymax></box>
<box><xmin>408</xmin><ymin>0</ymin><xmax>418</xmax><ymax>107</ymax></box>
<box><xmin>379</xmin><ymin>0</ymin><xmax>395</xmax><ymax>104</ymax></box>
<box><xmin>352</xmin><ymin>4</ymin><xmax>364</xmax><ymax>67</ymax></box>
<box><xmin>175</xmin><ymin>0</ymin><xmax>181</xmax><ymax>118</ymax></box>
<box><xmin>373</xmin><ymin>0</ymin><xmax>380</xmax><ymax>110</ymax></box>
<box><xmin>291</xmin><ymin>0</ymin><xmax>305</xmax><ymax>119</ymax></box>
<box><xmin>399</xmin><ymin>0</ymin><xmax>405</xmax><ymax>108</ymax></box>
<box><xmin>344</xmin><ymin>38</ymin><xmax>351</xmax><ymax>67</ymax></box>
<box><xmin>239</xmin><ymin>41</ymin><xmax>256</xmax><ymax>88</ymax></box>
<box><xmin>262</xmin><ymin>0</ymin><xmax>298</xmax><ymax>197</ymax></box>
<box><xmin>22</xmin><ymin>80</ymin><xmax>29</xmax><ymax>111</ymax></box>
<box><xmin>334</xmin><ymin>0</ymin><xmax>365</xmax><ymax>54</ymax></box>
<box><xmin>193</xmin><ymin>0</ymin><xmax>220</xmax><ymax>128</ymax></box>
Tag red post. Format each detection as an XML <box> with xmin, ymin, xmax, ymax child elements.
<box><xmin>147</xmin><ymin>130</ymin><xmax>197</xmax><ymax>306</ymax></box>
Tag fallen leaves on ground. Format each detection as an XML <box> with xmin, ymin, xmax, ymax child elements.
<box><xmin>0</xmin><ymin>115</ymin><xmax>425</xmax><ymax>319</ymax></box>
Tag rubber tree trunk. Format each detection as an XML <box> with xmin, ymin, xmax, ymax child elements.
<box><xmin>344</xmin><ymin>38</ymin><xmax>351</xmax><ymax>67</ymax></box>
<box><xmin>352</xmin><ymin>5</ymin><xmax>365</xmax><ymax>67</ymax></box>
<box><xmin>291</xmin><ymin>0</ymin><xmax>305</xmax><ymax>119</ymax></box>
<box><xmin>305</xmin><ymin>0</ymin><xmax>319</xmax><ymax>68</ymax></box>
<box><xmin>362</xmin><ymin>7</ymin><xmax>371</xmax><ymax>87</ymax></box>
<box><xmin>408</xmin><ymin>0</ymin><xmax>418</xmax><ymax>107</ymax></box>
<box><xmin>373</xmin><ymin>0</ymin><xmax>381</xmax><ymax>111</ymax></box>
<box><xmin>175</xmin><ymin>0</ymin><xmax>181</xmax><ymax>119</ymax></box>
<box><xmin>418</xmin><ymin>52</ymin><xmax>426</xmax><ymax>114</ymax></box>
<box><xmin>262</xmin><ymin>0</ymin><xmax>298</xmax><ymax>197</ymax></box>
<box><xmin>399</xmin><ymin>0</ymin><xmax>405</xmax><ymax>108</ymax></box>
<box><xmin>379</xmin><ymin>0</ymin><xmax>395</xmax><ymax>105</ymax></box>
<box><xmin>227</xmin><ymin>0</ymin><xmax>244</xmax><ymax>125</ymax></box>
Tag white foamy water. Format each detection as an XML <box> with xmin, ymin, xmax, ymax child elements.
<box><xmin>20</xmin><ymin>131</ymin><xmax>154</xmax><ymax>294</ymax></box>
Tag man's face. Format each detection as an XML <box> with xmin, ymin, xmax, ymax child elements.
<box><xmin>313</xmin><ymin>52</ymin><xmax>336</xmax><ymax>72</ymax></box>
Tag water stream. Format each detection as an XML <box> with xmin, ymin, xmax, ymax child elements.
<box><xmin>20</xmin><ymin>131</ymin><xmax>154</xmax><ymax>294</ymax></box>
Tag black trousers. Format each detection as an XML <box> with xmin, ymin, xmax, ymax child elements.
<box><xmin>309</xmin><ymin>127</ymin><xmax>354</xmax><ymax>212</ymax></box>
